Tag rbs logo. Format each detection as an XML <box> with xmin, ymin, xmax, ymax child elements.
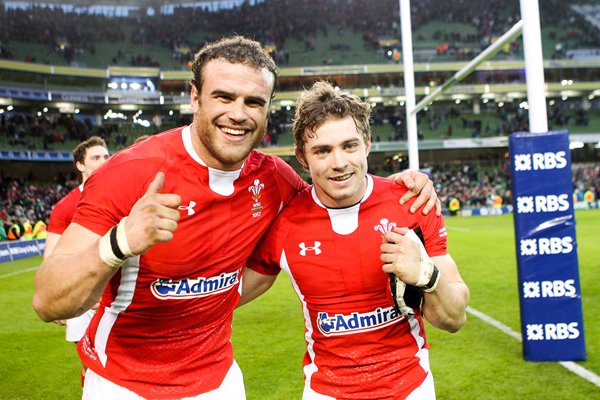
<box><xmin>523</xmin><ymin>279</ymin><xmax>577</xmax><ymax>298</ymax></box>
<box><xmin>526</xmin><ymin>322</ymin><xmax>580</xmax><ymax>341</ymax></box>
<box><xmin>520</xmin><ymin>236</ymin><xmax>573</xmax><ymax>256</ymax></box>
<box><xmin>516</xmin><ymin>194</ymin><xmax>570</xmax><ymax>214</ymax></box>
<box><xmin>514</xmin><ymin>151</ymin><xmax>567</xmax><ymax>171</ymax></box>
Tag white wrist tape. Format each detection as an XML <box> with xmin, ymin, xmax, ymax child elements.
<box><xmin>99</xmin><ymin>227</ymin><xmax>126</xmax><ymax>268</ymax></box>
<box><xmin>404</xmin><ymin>229</ymin><xmax>442</xmax><ymax>293</ymax></box>
<box><xmin>416</xmin><ymin>259</ymin><xmax>435</xmax><ymax>287</ymax></box>
<box><xmin>98</xmin><ymin>217</ymin><xmax>134</xmax><ymax>268</ymax></box>
<box><xmin>116</xmin><ymin>217</ymin><xmax>135</xmax><ymax>258</ymax></box>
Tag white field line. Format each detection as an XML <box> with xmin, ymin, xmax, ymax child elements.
<box><xmin>466</xmin><ymin>306</ymin><xmax>600</xmax><ymax>387</ymax></box>
<box><xmin>446</xmin><ymin>226</ymin><xmax>471</xmax><ymax>232</ymax></box>
<box><xmin>0</xmin><ymin>266</ymin><xmax>38</xmax><ymax>279</ymax></box>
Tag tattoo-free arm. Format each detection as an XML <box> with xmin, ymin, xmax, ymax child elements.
<box><xmin>237</xmin><ymin>268</ymin><xmax>278</xmax><ymax>308</ymax></box>
<box><xmin>33</xmin><ymin>223</ymin><xmax>118</xmax><ymax>321</ymax></box>
<box><xmin>421</xmin><ymin>254</ymin><xmax>470</xmax><ymax>332</ymax></box>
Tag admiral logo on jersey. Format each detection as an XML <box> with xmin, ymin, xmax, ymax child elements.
<box><xmin>150</xmin><ymin>269</ymin><xmax>241</xmax><ymax>300</ymax></box>
<box><xmin>317</xmin><ymin>306</ymin><xmax>403</xmax><ymax>336</ymax></box>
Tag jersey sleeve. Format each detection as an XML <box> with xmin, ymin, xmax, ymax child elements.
<box><xmin>47</xmin><ymin>190</ymin><xmax>78</xmax><ymax>234</ymax></box>
<box><xmin>272</xmin><ymin>156</ymin><xmax>309</xmax><ymax>208</ymax></box>
<box><xmin>418</xmin><ymin>207</ymin><xmax>447</xmax><ymax>257</ymax></box>
<box><xmin>72</xmin><ymin>156</ymin><xmax>162</xmax><ymax>236</ymax></box>
<box><xmin>246</xmin><ymin>219</ymin><xmax>286</xmax><ymax>276</ymax></box>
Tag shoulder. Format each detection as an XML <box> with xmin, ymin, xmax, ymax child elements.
<box><xmin>108</xmin><ymin>127</ymin><xmax>185</xmax><ymax>168</ymax></box>
<box><xmin>245</xmin><ymin>151</ymin><xmax>295</xmax><ymax>175</ymax></box>
<box><xmin>52</xmin><ymin>186</ymin><xmax>81</xmax><ymax>212</ymax></box>
<box><xmin>276</xmin><ymin>185</ymin><xmax>315</xmax><ymax>221</ymax></box>
<box><xmin>371</xmin><ymin>175</ymin><xmax>410</xmax><ymax>199</ymax></box>
<box><xmin>90</xmin><ymin>127</ymin><xmax>187</xmax><ymax>187</ymax></box>
<box><xmin>245</xmin><ymin>150</ymin><xmax>308</xmax><ymax>193</ymax></box>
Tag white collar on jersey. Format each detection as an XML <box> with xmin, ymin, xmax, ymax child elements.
<box><xmin>310</xmin><ymin>174</ymin><xmax>374</xmax><ymax>235</ymax></box>
<box><xmin>182</xmin><ymin>124</ymin><xmax>243</xmax><ymax>197</ymax></box>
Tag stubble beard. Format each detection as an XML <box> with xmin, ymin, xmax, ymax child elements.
<box><xmin>197</xmin><ymin>120</ymin><xmax>266</xmax><ymax>169</ymax></box>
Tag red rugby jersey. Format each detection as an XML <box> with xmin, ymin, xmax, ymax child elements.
<box><xmin>47</xmin><ymin>185</ymin><xmax>82</xmax><ymax>234</ymax></box>
<box><xmin>73</xmin><ymin>125</ymin><xmax>306</xmax><ymax>399</ymax></box>
<box><xmin>248</xmin><ymin>174</ymin><xmax>448</xmax><ymax>400</ymax></box>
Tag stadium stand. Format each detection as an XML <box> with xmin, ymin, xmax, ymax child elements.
<box><xmin>0</xmin><ymin>0</ymin><xmax>598</xmax><ymax>232</ymax></box>
<box><xmin>0</xmin><ymin>0</ymin><xmax>598</xmax><ymax>69</ymax></box>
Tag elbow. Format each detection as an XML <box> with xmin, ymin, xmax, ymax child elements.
<box><xmin>444</xmin><ymin>313</ymin><xmax>467</xmax><ymax>333</ymax></box>
<box><xmin>32</xmin><ymin>294</ymin><xmax>55</xmax><ymax>322</ymax></box>
<box><xmin>431</xmin><ymin>310</ymin><xmax>468</xmax><ymax>333</ymax></box>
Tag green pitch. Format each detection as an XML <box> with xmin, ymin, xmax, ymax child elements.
<box><xmin>1</xmin><ymin>210</ymin><xmax>598</xmax><ymax>399</ymax></box>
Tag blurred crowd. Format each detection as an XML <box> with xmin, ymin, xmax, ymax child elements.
<box><xmin>0</xmin><ymin>0</ymin><xmax>598</xmax><ymax>68</ymax></box>
<box><xmin>1</xmin><ymin>112</ymin><xmax>94</xmax><ymax>150</ymax></box>
<box><xmin>0</xmin><ymin>111</ymin><xmax>180</xmax><ymax>151</ymax></box>
<box><xmin>0</xmin><ymin>173</ymin><xmax>76</xmax><ymax>241</ymax></box>
<box><xmin>0</xmin><ymin>96</ymin><xmax>596</xmax><ymax>153</ymax></box>
<box><xmin>1</xmin><ymin>161</ymin><xmax>598</xmax><ymax>241</ymax></box>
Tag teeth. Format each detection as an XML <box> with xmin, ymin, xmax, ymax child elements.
<box><xmin>221</xmin><ymin>127</ymin><xmax>246</xmax><ymax>136</ymax></box>
<box><xmin>331</xmin><ymin>174</ymin><xmax>352</xmax><ymax>181</ymax></box>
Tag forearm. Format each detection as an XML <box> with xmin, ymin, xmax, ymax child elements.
<box><xmin>237</xmin><ymin>268</ymin><xmax>277</xmax><ymax>308</ymax></box>
<box><xmin>33</xmin><ymin>172</ymin><xmax>181</xmax><ymax>322</ymax></box>
<box><xmin>422</xmin><ymin>276</ymin><xmax>470</xmax><ymax>332</ymax></box>
<box><xmin>43</xmin><ymin>232</ymin><xmax>60</xmax><ymax>258</ymax></box>
<box><xmin>33</xmin><ymin>238</ymin><xmax>118</xmax><ymax>321</ymax></box>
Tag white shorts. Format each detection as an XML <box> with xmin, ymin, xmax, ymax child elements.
<box><xmin>302</xmin><ymin>371</ymin><xmax>435</xmax><ymax>400</ymax></box>
<box><xmin>406</xmin><ymin>372</ymin><xmax>436</xmax><ymax>400</ymax></box>
<box><xmin>66</xmin><ymin>309</ymin><xmax>96</xmax><ymax>342</ymax></box>
<box><xmin>82</xmin><ymin>360</ymin><xmax>245</xmax><ymax>400</ymax></box>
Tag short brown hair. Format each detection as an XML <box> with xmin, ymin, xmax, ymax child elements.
<box><xmin>190</xmin><ymin>36</ymin><xmax>278</xmax><ymax>99</ymax></box>
<box><xmin>292</xmin><ymin>81</ymin><xmax>371</xmax><ymax>156</ymax></box>
<box><xmin>72</xmin><ymin>136</ymin><xmax>107</xmax><ymax>165</ymax></box>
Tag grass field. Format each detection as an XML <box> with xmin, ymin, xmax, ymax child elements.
<box><xmin>1</xmin><ymin>210</ymin><xmax>599</xmax><ymax>399</ymax></box>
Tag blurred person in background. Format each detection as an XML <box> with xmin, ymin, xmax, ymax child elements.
<box><xmin>44</xmin><ymin>135</ymin><xmax>110</xmax><ymax>388</ymax></box>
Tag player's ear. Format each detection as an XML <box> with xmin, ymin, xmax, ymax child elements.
<box><xmin>365</xmin><ymin>135</ymin><xmax>372</xmax><ymax>157</ymax></box>
<box><xmin>295</xmin><ymin>148</ymin><xmax>308</xmax><ymax>170</ymax></box>
<box><xmin>190</xmin><ymin>85</ymin><xmax>200</xmax><ymax>112</ymax></box>
<box><xmin>75</xmin><ymin>161</ymin><xmax>85</xmax><ymax>174</ymax></box>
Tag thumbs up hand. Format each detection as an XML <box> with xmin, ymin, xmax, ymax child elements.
<box><xmin>124</xmin><ymin>172</ymin><xmax>182</xmax><ymax>255</ymax></box>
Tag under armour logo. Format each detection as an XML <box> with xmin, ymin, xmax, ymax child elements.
<box><xmin>178</xmin><ymin>200</ymin><xmax>197</xmax><ymax>216</ymax></box>
<box><xmin>299</xmin><ymin>241</ymin><xmax>322</xmax><ymax>256</ymax></box>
